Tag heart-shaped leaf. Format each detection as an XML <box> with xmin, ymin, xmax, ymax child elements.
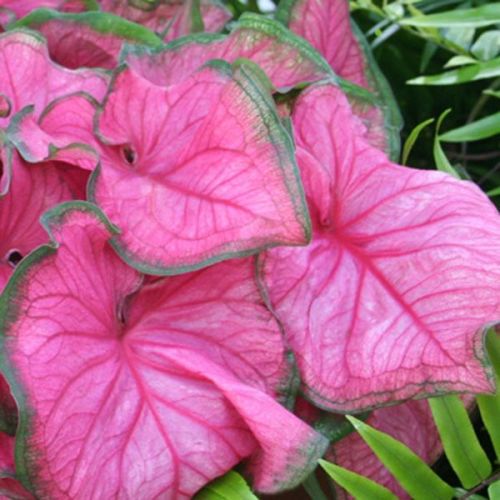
<box><xmin>259</xmin><ymin>83</ymin><xmax>500</xmax><ymax>411</ymax></box>
<box><xmin>0</xmin><ymin>202</ymin><xmax>327</xmax><ymax>497</ymax></box>
<box><xmin>89</xmin><ymin>61</ymin><xmax>310</xmax><ymax>274</ymax></box>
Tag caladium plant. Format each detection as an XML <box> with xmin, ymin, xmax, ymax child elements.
<box><xmin>0</xmin><ymin>0</ymin><xmax>498</xmax><ymax>498</ymax></box>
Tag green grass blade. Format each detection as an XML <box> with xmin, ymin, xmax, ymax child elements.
<box><xmin>477</xmin><ymin>329</ymin><xmax>500</xmax><ymax>461</ymax></box>
<box><xmin>408</xmin><ymin>57</ymin><xmax>500</xmax><ymax>85</ymax></box>
<box><xmin>346</xmin><ymin>416</ymin><xmax>454</xmax><ymax>500</ymax></box>
<box><xmin>400</xmin><ymin>4</ymin><xmax>500</xmax><ymax>28</ymax></box>
<box><xmin>428</xmin><ymin>395</ymin><xmax>492</xmax><ymax>489</ymax></box>
<box><xmin>439</xmin><ymin>112</ymin><xmax>500</xmax><ymax>142</ymax></box>
<box><xmin>434</xmin><ymin>110</ymin><xmax>460</xmax><ymax>178</ymax></box>
<box><xmin>402</xmin><ymin>117</ymin><xmax>435</xmax><ymax>164</ymax></box>
<box><xmin>319</xmin><ymin>459</ymin><xmax>397</xmax><ymax>500</ymax></box>
<box><xmin>195</xmin><ymin>471</ymin><xmax>257</xmax><ymax>499</ymax></box>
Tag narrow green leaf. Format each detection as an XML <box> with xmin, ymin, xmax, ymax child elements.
<box><xmin>319</xmin><ymin>459</ymin><xmax>397</xmax><ymax>500</ymax></box>
<box><xmin>484</xmin><ymin>89</ymin><xmax>500</xmax><ymax>99</ymax></box>
<box><xmin>402</xmin><ymin>117</ymin><xmax>434</xmax><ymax>164</ymax></box>
<box><xmin>442</xmin><ymin>27</ymin><xmax>475</xmax><ymax>51</ymax></box>
<box><xmin>488</xmin><ymin>186</ymin><xmax>500</xmax><ymax>197</ymax></box>
<box><xmin>439</xmin><ymin>112</ymin><xmax>500</xmax><ymax>142</ymax></box>
<box><xmin>195</xmin><ymin>471</ymin><xmax>257</xmax><ymax>500</ymax></box>
<box><xmin>400</xmin><ymin>4</ymin><xmax>500</xmax><ymax>28</ymax></box>
<box><xmin>444</xmin><ymin>55</ymin><xmax>478</xmax><ymax>68</ymax></box>
<box><xmin>471</xmin><ymin>31</ymin><xmax>500</xmax><ymax>61</ymax></box>
<box><xmin>302</xmin><ymin>472</ymin><xmax>329</xmax><ymax>500</ymax></box>
<box><xmin>346</xmin><ymin>416</ymin><xmax>454</xmax><ymax>500</ymax></box>
<box><xmin>477</xmin><ymin>330</ymin><xmax>500</xmax><ymax>462</ymax></box>
<box><xmin>428</xmin><ymin>395</ymin><xmax>492</xmax><ymax>489</ymax></box>
<box><xmin>489</xmin><ymin>479</ymin><xmax>500</xmax><ymax>500</ymax></box>
<box><xmin>477</xmin><ymin>392</ymin><xmax>500</xmax><ymax>463</ymax></box>
<box><xmin>433</xmin><ymin>109</ymin><xmax>460</xmax><ymax>178</ymax></box>
<box><xmin>408</xmin><ymin>58</ymin><xmax>500</xmax><ymax>85</ymax></box>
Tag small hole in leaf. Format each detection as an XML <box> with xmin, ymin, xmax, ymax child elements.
<box><xmin>0</xmin><ymin>94</ymin><xmax>11</xmax><ymax>119</ymax></box>
<box><xmin>7</xmin><ymin>250</ymin><xmax>23</xmax><ymax>268</ymax></box>
<box><xmin>122</xmin><ymin>145</ymin><xmax>137</xmax><ymax>165</ymax></box>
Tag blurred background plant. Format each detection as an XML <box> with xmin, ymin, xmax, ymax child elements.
<box><xmin>350</xmin><ymin>0</ymin><xmax>500</xmax><ymax>204</ymax></box>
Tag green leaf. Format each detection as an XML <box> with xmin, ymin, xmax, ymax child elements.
<box><xmin>400</xmin><ymin>4</ymin><xmax>500</xmax><ymax>28</ymax></box>
<box><xmin>471</xmin><ymin>31</ymin><xmax>500</xmax><ymax>61</ymax></box>
<box><xmin>408</xmin><ymin>57</ymin><xmax>500</xmax><ymax>85</ymax></box>
<box><xmin>319</xmin><ymin>459</ymin><xmax>397</xmax><ymax>500</ymax></box>
<box><xmin>489</xmin><ymin>479</ymin><xmax>500</xmax><ymax>500</ymax></box>
<box><xmin>302</xmin><ymin>472</ymin><xmax>329</xmax><ymax>500</ymax></box>
<box><xmin>195</xmin><ymin>471</ymin><xmax>257</xmax><ymax>500</ymax></box>
<box><xmin>477</xmin><ymin>329</ymin><xmax>500</xmax><ymax>462</ymax></box>
<box><xmin>346</xmin><ymin>416</ymin><xmax>454</xmax><ymax>500</ymax></box>
<box><xmin>488</xmin><ymin>186</ymin><xmax>500</xmax><ymax>198</ymax></box>
<box><xmin>444</xmin><ymin>55</ymin><xmax>478</xmax><ymax>68</ymax></box>
<box><xmin>439</xmin><ymin>112</ymin><xmax>500</xmax><ymax>142</ymax></box>
<box><xmin>433</xmin><ymin>109</ymin><xmax>460</xmax><ymax>178</ymax></box>
<box><xmin>484</xmin><ymin>89</ymin><xmax>500</xmax><ymax>99</ymax></box>
<box><xmin>402</xmin><ymin>117</ymin><xmax>434</xmax><ymax>164</ymax></box>
<box><xmin>428</xmin><ymin>395</ymin><xmax>492</xmax><ymax>489</ymax></box>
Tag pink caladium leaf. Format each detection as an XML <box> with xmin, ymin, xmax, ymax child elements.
<box><xmin>0</xmin><ymin>1</ymin><xmax>60</xmax><ymax>18</ymax></box>
<box><xmin>276</xmin><ymin>0</ymin><xmax>402</xmax><ymax>158</ymax></box>
<box><xmin>0</xmin><ymin>8</ymin><xmax>15</xmax><ymax>30</ymax></box>
<box><xmin>0</xmin><ymin>151</ymin><xmax>87</xmax><ymax>292</ymax></box>
<box><xmin>0</xmin><ymin>202</ymin><xmax>327</xmax><ymax>497</ymax></box>
<box><xmin>329</xmin><ymin>400</ymin><xmax>441</xmax><ymax>498</ymax></box>
<box><xmin>259</xmin><ymin>83</ymin><xmax>500</xmax><ymax>412</ymax></box>
<box><xmin>12</xmin><ymin>9</ymin><xmax>163</xmax><ymax>69</ymax></box>
<box><xmin>0</xmin><ymin>30</ymin><xmax>107</xmax><ymax>193</ymax></box>
<box><xmin>0</xmin><ymin>30</ymin><xmax>107</xmax><ymax>124</ymax></box>
<box><xmin>88</xmin><ymin>61</ymin><xmax>310</xmax><ymax>274</ymax></box>
<box><xmin>0</xmin><ymin>432</ymin><xmax>34</xmax><ymax>499</ymax></box>
<box><xmin>125</xmin><ymin>13</ymin><xmax>333</xmax><ymax>92</ymax></box>
<box><xmin>7</xmin><ymin>104</ymin><xmax>98</xmax><ymax>171</ymax></box>
<box><xmin>99</xmin><ymin>0</ymin><xmax>231</xmax><ymax>40</ymax></box>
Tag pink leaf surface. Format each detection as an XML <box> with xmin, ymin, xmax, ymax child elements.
<box><xmin>277</xmin><ymin>0</ymin><xmax>401</xmax><ymax>157</ymax></box>
<box><xmin>0</xmin><ymin>152</ymin><xmax>86</xmax><ymax>293</ymax></box>
<box><xmin>329</xmin><ymin>401</ymin><xmax>441</xmax><ymax>498</ymax></box>
<box><xmin>100</xmin><ymin>0</ymin><xmax>231</xmax><ymax>40</ymax></box>
<box><xmin>259</xmin><ymin>83</ymin><xmax>500</xmax><ymax>411</ymax></box>
<box><xmin>0</xmin><ymin>433</ymin><xmax>34</xmax><ymax>500</ymax></box>
<box><xmin>0</xmin><ymin>203</ymin><xmax>327</xmax><ymax>497</ymax></box>
<box><xmin>89</xmin><ymin>62</ymin><xmax>310</xmax><ymax>274</ymax></box>
<box><xmin>0</xmin><ymin>1</ymin><xmax>60</xmax><ymax>18</ymax></box>
<box><xmin>278</xmin><ymin>0</ymin><xmax>368</xmax><ymax>87</ymax></box>
<box><xmin>125</xmin><ymin>13</ymin><xmax>332</xmax><ymax>92</ymax></box>
<box><xmin>0</xmin><ymin>30</ymin><xmax>107</xmax><ymax>128</ymax></box>
<box><xmin>13</xmin><ymin>9</ymin><xmax>163</xmax><ymax>70</ymax></box>
<box><xmin>8</xmin><ymin>105</ymin><xmax>98</xmax><ymax>171</ymax></box>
